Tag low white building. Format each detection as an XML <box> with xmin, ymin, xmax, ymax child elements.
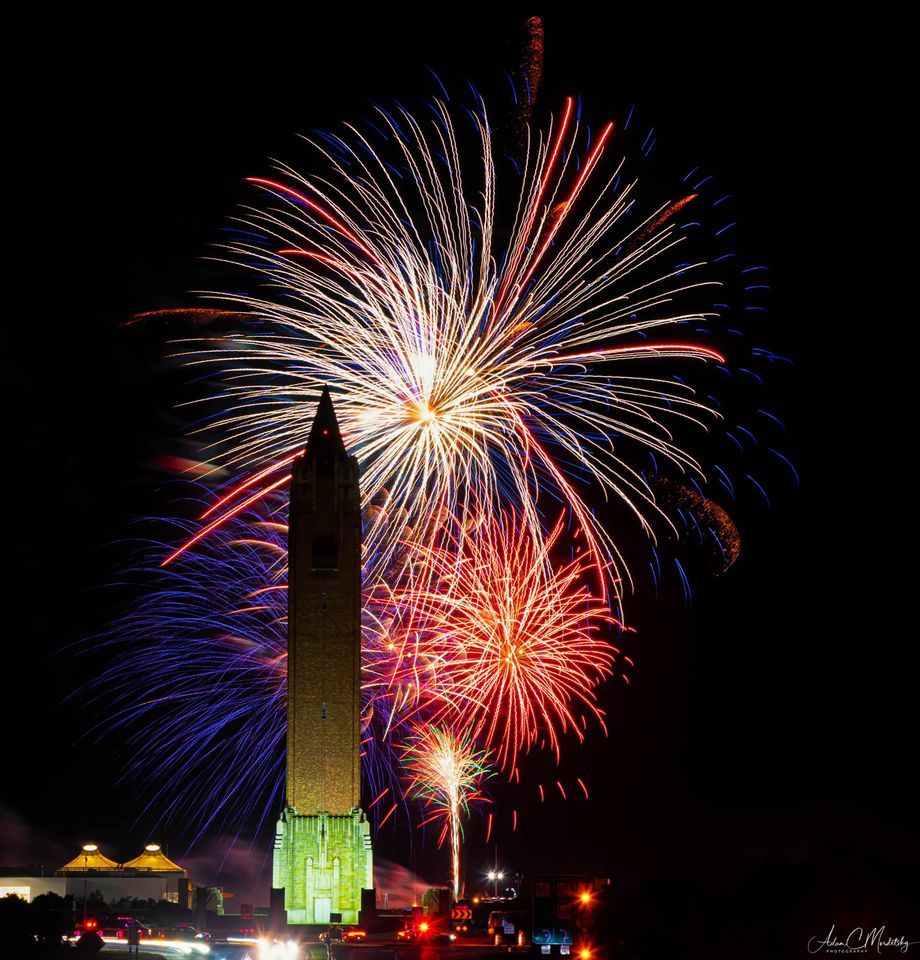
<box><xmin>0</xmin><ymin>842</ymin><xmax>192</xmax><ymax>906</ymax></box>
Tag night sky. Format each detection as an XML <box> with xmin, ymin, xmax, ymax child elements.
<box><xmin>3</xmin><ymin>9</ymin><xmax>913</xmax><ymax>939</ymax></box>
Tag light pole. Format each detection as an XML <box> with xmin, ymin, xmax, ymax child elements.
<box><xmin>81</xmin><ymin>843</ymin><xmax>97</xmax><ymax>924</ymax></box>
<box><xmin>486</xmin><ymin>843</ymin><xmax>506</xmax><ymax>899</ymax></box>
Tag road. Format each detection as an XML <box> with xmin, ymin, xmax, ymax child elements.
<box><xmin>98</xmin><ymin>936</ymin><xmax>528</xmax><ymax>960</ymax></box>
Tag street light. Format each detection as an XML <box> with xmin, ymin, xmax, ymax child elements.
<box><xmin>486</xmin><ymin>870</ymin><xmax>505</xmax><ymax>899</ymax></box>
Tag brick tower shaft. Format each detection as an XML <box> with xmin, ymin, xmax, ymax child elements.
<box><xmin>286</xmin><ymin>388</ymin><xmax>362</xmax><ymax>812</ymax></box>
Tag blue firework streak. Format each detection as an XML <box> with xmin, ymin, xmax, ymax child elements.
<box><xmin>86</xmin><ymin>487</ymin><xmax>412</xmax><ymax>840</ymax></box>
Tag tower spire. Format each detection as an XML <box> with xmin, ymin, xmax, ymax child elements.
<box><xmin>305</xmin><ymin>385</ymin><xmax>345</xmax><ymax>453</ymax></box>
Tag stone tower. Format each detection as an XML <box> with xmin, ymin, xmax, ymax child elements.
<box><xmin>272</xmin><ymin>388</ymin><xmax>373</xmax><ymax>925</ymax></box>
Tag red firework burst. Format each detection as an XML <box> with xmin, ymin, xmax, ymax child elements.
<box><xmin>385</xmin><ymin>512</ymin><xmax>620</xmax><ymax>771</ymax></box>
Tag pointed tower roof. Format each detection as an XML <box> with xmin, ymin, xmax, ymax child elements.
<box><xmin>305</xmin><ymin>385</ymin><xmax>346</xmax><ymax>455</ymax></box>
<box><xmin>121</xmin><ymin>843</ymin><xmax>185</xmax><ymax>873</ymax></box>
<box><xmin>59</xmin><ymin>843</ymin><xmax>119</xmax><ymax>872</ymax></box>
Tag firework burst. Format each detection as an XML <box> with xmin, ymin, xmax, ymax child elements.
<box><xmin>176</xmin><ymin>95</ymin><xmax>726</xmax><ymax>602</ymax></box>
<box><xmin>402</xmin><ymin>724</ymin><xmax>493</xmax><ymax>898</ymax></box>
<box><xmin>385</xmin><ymin>509</ymin><xmax>619</xmax><ymax>773</ymax></box>
<box><xmin>87</xmin><ymin>497</ymin><xmax>289</xmax><ymax>838</ymax></box>
<box><xmin>88</xmin><ymin>80</ymin><xmax>789</xmax><ymax>850</ymax></box>
<box><xmin>92</xmin><ymin>492</ymin><xmax>618</xmax><ymax>841</ymax></box>
<box><xmin>89</xmin><ymin>492</ymin><xmax>431</xmax><ymax>837</ymax></box>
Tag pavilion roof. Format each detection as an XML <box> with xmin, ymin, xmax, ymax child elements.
<box><xmin>120</xmin><ymin>844</ymin><xmax>184</xmax><ymax>873</ymax></box>
<box><xmin>59</xmin><ymin>845</ymin><xmax>119</xmax><ymax>872</ymax></box>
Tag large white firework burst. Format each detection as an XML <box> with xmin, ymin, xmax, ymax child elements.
<box><xmin>185</xmin><ymin>95</ymin><xmax>724</xmax><ymax>598</ymax></box>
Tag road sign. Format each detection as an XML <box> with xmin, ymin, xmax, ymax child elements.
<box><xmin>533</xmin><ymin>875</ymin><xmax>609</xmax><ymax>946</ymax></box>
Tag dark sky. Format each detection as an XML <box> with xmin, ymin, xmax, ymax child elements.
<box><xmin>2</xmin><ymin>8</ymin><xmax>912</xmax><ymax>929</ymax></box>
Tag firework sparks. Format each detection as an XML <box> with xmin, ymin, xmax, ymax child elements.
<box><xmin>87</xmin><ymin>498</ymin><xmax>290</xmax><ymax>838</ymax></box>
<box><xmin>402</xmin><ymin>724</ymin><xmax>493</xmax><ymax>898</ymax></box>
<box><xmin>175</xmin><ymin>95</ymin><xmax>726</xmax><ymax>603</ymax></box>
<box><xmin>91</xmin><ymin>494</ymin><xmax>617</xmax><ymax>840</ymax></box>
<box><xmin>386</xmin><ymin>509</ymin><xmax>620</xmax><ymax>772</ymax></box>
<box><xmin>89</xmin><ymin>491</ymin><xmax>427</xmax><ymax>837</ymax></box>
<box><xmin>88</xmin><ymin>79</ymin><xmax>788</xmax><ymax>850</ymax></box>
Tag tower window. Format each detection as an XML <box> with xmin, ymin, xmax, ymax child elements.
<box><xmin>312</xmin><ymin>533</ymin><xmax>338</xmax><ymax>571</ymax></box>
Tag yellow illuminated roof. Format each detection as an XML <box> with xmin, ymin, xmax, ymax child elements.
<box><xmin>121</xmin><ymin>843</ymin><xmax>184</xmax><ymax>872</ymax></box>
<box><xmin>59</xmin><ymin>844</ymin><xmax>119</xmax><ymax>872</ymax></box>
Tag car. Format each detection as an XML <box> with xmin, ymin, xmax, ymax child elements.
<box><xmin>319</xmin><ymin>925</ymin><xmax>364</xmax><ymax>943</ymax></box>
<box><xmin>155</xmin><ymin>923</ymin><xmax>211</xmax><ymax>941</ymax></box>
<box><xmin>395</xmin><ymin>920</ymin><xmax>456</xmax><ymax>944</ymax></box>
<box><xmin>96</xmin><ymin>915</ymin><xmax>152</xmax><ymax>938</ymax></box>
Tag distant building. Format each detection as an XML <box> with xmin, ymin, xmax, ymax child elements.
<box><xmin>0</xmin><ymin>842</ymin><xmax>192</xmax><ymax>906</ymax></box>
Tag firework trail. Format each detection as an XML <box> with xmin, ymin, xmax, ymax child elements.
<box><xmin>173</xmin><ymin>95</ymin><xmax>726</xmax><ymax>606</ymax></box>
<box><xmin>402</xmin><ymin>724</ymin><xmax>493</xmax><ymax>898</ymax></box>
<box><xmin>652</xmin><ymin>476</ymin><xmax>741</xmax><ymax>574</ymax></box>
<box><xmin>505</xmin><ymin>16</ymin><xmax>544</xmax><ymax>153</ymax></box>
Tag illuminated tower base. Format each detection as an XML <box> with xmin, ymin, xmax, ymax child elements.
<box><xmin>273</xmin><ymin>808</ymin><xmax>372</xmax><ymax>924</ymax></box>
